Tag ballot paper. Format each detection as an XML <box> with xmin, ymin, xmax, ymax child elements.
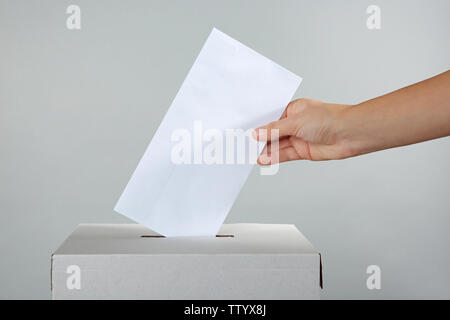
<box><xmin>115</xmin><ymin>28</ymin><xmax>302</xmax><ymax>237</ymax></box>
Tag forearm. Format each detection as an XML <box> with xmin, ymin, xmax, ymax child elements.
<box><xmin>340</xmin><ymin>70</ymin><xmax>450</xmax><ymax>156</ymax></box>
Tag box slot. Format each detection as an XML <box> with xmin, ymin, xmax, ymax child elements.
<box><xmin>140</xmin><ymin>234</ymin><xmax>234</xmax><ymax>238</ymax></box>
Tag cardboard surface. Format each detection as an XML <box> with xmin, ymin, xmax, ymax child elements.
<box><xmin>51</xmin><ymin>224</ymin><xmax>322</xmax><ymax>299</ymax></box>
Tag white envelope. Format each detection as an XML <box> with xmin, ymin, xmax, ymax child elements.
<box><xmin>115</xmin><ymin>28</ymin><xmax>302</xmax><ymax>237</ymax></box>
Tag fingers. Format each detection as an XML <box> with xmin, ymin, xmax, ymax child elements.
<box><xmin>280</xmin><ymin>100</ymin><xmax>301</xmax><ymax>118</ymax></box>
<box><xmin>257</xmin><ymin>147</ymin><xmax>302</xmax><ymax>165</ymax></box>
<box><xmin>260</xmin><ymin>136</ymin><xmax>292</xmax><ymax>155</ymax></box>
<box><xmin>258</xmin><ymin>137</ymin><xmax>314</xmax><ymax>164</ymax></box>
<box><xmin>253</xmin><ymin>100</ymin><xmax>301</xmax><ymax>142</ymax></box>
<box><xmin>252</xmin><ymin>118</ymin><xmax>296</xmax><ymax>142</ymax></box>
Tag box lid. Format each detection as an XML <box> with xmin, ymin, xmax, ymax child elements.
<box><xmin>53</xmin><ymin>223</ymin><xmax>318</xmax><ymax>255</ymax></box>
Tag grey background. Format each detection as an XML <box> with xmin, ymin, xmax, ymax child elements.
<box><xmin>0</xmin><ymin>0</ymin><xmax>449</xmax><ymax>299</ymax></box>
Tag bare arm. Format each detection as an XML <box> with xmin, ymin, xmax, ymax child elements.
<box><xmin>342</xmin><ymin>70</ymin><xmax>450</xmax><ymax>156</ymax></box>
<box><xmin>253</xmin><ymin>70</ymin><xmax>450</xmax><ymax>164</ymax></box>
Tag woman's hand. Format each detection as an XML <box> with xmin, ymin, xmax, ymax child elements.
<box><xmin>253</xmin><ymin>70</ymin><xmax>450</xmax><ymax>165</ymax></box>
<box><xmin>252</xmin><ymin>98</ymin><xmax>354</xmax><ymax>164</ymax></box>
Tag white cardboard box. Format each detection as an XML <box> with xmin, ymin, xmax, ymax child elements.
<box><xmin>51</xmin><ymin>223</ymin><xmax>322</xmax><ymax>299</ymax></box>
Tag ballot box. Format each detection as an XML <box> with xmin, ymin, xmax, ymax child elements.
<box><xmin>51</xmin><ymin>223</ymin><xmax>322</xmax><ymax>299</ymax></box>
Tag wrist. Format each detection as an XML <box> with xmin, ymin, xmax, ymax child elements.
<box><xmin>336</xmin><ymin>102</ymin><xmax>386</xmax><ymax>158</ymax></box>
<box><xmin>333</xmin><ymin>104</ymin><xmax>366</xmax><ymax>158</ymax></box>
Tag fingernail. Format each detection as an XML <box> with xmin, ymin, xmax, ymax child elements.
<box><xmin>252</xmin><ymin>130</ymin><xmax>258</xmax><ymax>140</ymax></box>
<box><xmin>259</xmin><ymin>154</ymin><xmax>271</xmax><ymax>165</ymax></box>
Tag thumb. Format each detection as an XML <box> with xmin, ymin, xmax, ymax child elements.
<box><xmin>252</xmin><ymin>118</ymin><xmax>296</xmax><ymax>142</ymax></box>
